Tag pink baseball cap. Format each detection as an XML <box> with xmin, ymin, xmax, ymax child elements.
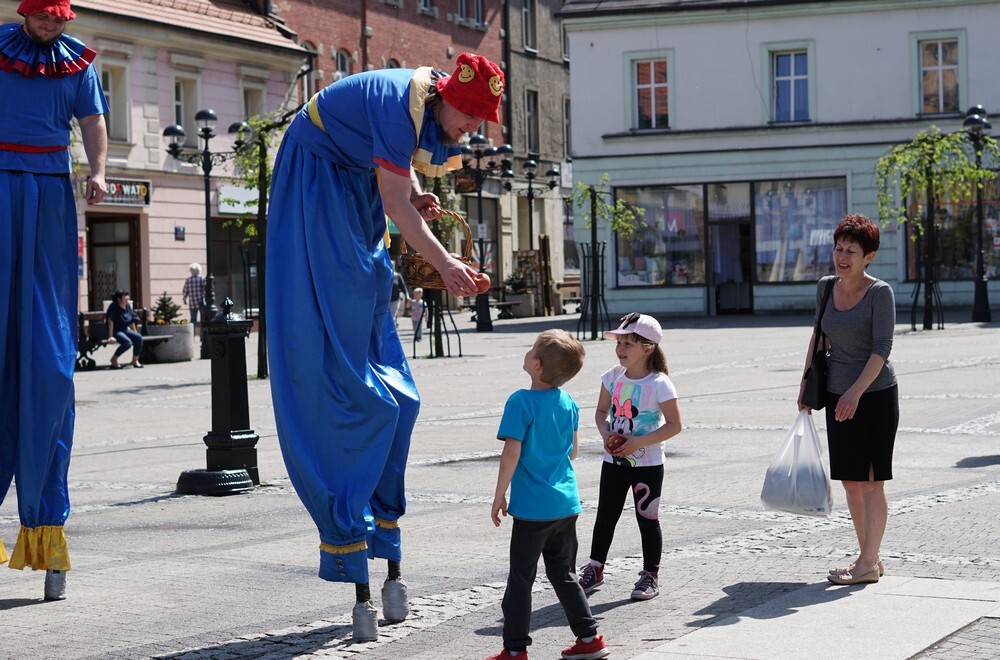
<box><xmin>605</xmin><ymin>313</ymin><xmax>663</xmax><ymax>344</ymax></box>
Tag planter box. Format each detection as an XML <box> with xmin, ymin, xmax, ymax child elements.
<box><xmin>147</xmin><ymin>323</ymin><xmax>195</xmax><ymax>362</ymax></box>
<box><xmin>507</xmin><ymin>292</ymin><xmax>536</xmax><ymax>318</ymax></box>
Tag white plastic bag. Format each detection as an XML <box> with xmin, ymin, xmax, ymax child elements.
<box><xmin>760</xmin><ymin>410</ymin><xmax>833</xmax><ymax>517</ymax></box>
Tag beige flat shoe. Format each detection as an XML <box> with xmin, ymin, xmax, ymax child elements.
<box><xmin>828</xmin><ymin>566</ymin><xmax>880</xmax><ymax>585</ymax></box>
<box><xmin>829</xmin><ymin>559</ymin><xmax>885</xmax><ymax>577</ymax></box>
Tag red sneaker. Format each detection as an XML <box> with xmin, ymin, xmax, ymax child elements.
<box><xmin>561</xmin><ymin>635</ymin><xmax>610</xmax><ymax>659</ymax></box>
<box><xmin>484</xmin><ymin>650</ymin><xmax>528</xmax><ymax>660</ymax></box>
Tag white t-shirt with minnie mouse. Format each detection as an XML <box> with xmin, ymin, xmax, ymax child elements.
<box><xmin>600</xmin><ymin>365</ymin><xmax>678</xmax><ymax>468</ymax></box>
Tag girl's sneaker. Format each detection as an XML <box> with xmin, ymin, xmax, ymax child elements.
<box><xmin>578</xmin><ymin>563</ymin><xmax>604</xmax><ymax>595</ymax></box>
<box><xmin>631</xmin><ymin>570</ymin><xmax>659</xmax><ymax>601</ymax></box>
<box><xmin>561</xmin><ymin>635</ymin><xmax>610</xmax><ymax>659</ymax></box>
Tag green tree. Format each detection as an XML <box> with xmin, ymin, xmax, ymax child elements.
<box><xmin>574</xmin><ymin>174</ymin><xmax>645</xmax><ymax>340</ymax></box>
<box><xmin>875</xmin><ymin>126</ymin><xmax>999</xmax><ymax>329</ymax></box>
<box><xmin>221</xmin><ymin>108</ymin><xmax>299</xmax><ymax>378</ymax></box>
<box><xmin>152</xmin><ymin>292</ymin><xmax>182</xmax><ymax>324</ymax></box>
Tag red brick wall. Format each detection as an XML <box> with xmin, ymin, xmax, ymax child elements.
<box><xmin>274</xmin><ymin>0</ymin><xmax>505</xmax><ymax>146</ymax></box>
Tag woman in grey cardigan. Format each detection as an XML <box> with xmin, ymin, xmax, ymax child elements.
<box><xmin>798</xmin><ymin>213</ymin><xmax>898</xmax><ymax>586</ymax></box>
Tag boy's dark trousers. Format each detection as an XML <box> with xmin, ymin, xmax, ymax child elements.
<box><xmin>501</xmin><ymin>514</ymin><xmax>598</xmax><ymax>652</ymax></box>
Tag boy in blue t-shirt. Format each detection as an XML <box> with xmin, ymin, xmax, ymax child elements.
<box><xmin>486</xmin><ymin>329</ymin><xmax>610</xmax><ymax>660</ymax></box>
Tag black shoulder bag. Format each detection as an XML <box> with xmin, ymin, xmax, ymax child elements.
<box><xmin>801</xmin><ymin>278</ymin><xmax>835</xmax><ymax>410</ymax></box>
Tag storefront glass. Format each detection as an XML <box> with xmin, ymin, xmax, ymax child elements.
<box><xmin>753</xmin><ymin>177</ymin><xmax>846</xmax><ymax>282</ymax></box>
<box><xmin>614</xmin><ymin>185</ymin><xmax>705</xmax><ymax>286</ymax></box>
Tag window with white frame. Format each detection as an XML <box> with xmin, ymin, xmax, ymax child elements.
<box><xmin>418</xmin><ymin>0</ymin><xmax>431</xmax><ymax>10</ymax></box>
<box><xmin>242</xmin><ymin>84</ymin><xmax>265</xmax><ymax>120</ymax></box>
<box><xmin>458</xmin><ymin>0</ymin><xmax>483</xmax><ymax>25</ymax></box>
<box><xmin>563</xmin><ymin>98</ymin><xmax>571</xmax><ymax>159</ymax></box>
<box><xmin>633</xmin><ymin>58</ymin><xmax>668</xmax><ymax>130</ymax></box>
<box><xmin>525</xmin><ymin>89</ymin><xmax>539</xmax><ymax>155</ymax></box>
<box><xmin>335</xmin><ymin>49</ymin><xmax>352</xmax><ymax>80</ymax></box>
<box><xmin>522</xmin><ymin>0</ymin><xmax>536</xmax><ymax>51</ymax></box>
<box><xmin>919</xmin><ymin>38</ymin><xmax>960</xmax><ymax>114</ymax></box>
<box><xmin>301</xmin><ymin>42</ymin><xmax>318</xmax><ymax>101</ymax></box>
<box><xmin>173</xmin><ymin>76</ymin><xmax>199</xmax><ymax>147</ymax></box>
<box><xmin>772</xmin><ymin>50</ymin><xmax>809</xmax><ymax>122</ymax></box>
<box><xmin>100</xmin><ymin>62</ymin><xmax>129</xmax><ymax>141</ymax></box>
<box><xmin>562</xmin><ymin>23</ymin><xmax>569</xmax><ymax>62</ymax></box>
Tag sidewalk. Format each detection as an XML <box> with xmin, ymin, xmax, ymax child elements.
<box><xmin>2</xmin><ymin>310</ymin><xmax>999</xmax><ymax>659</ymax></box>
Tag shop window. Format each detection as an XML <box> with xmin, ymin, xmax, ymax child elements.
<box><xmin>753</xmin><ymin>177</ymin><xmax>847</xmax><ymax>282</ymax></box>
<box><xmin>904</xmin><ymin>179</ymin><xmax>999</xmax><ymax>282</ymax></box>
<box><xmin>614</xmin><ymin>185</ymin><xmax>706</xmax><ymax>287</ymax></box>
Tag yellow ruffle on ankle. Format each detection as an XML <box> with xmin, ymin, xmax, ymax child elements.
<box><xmin>8</xmin><ymin>525</ymin><xmax>71</xmax><ymax>571</ymax></box>
<box><xmin>0</xmin><ymin>537</ymin><xmax>8</xmax><ymax>565</ymax></box>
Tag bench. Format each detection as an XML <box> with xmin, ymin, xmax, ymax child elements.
<box><xmin>76</xmin><ymin>308</ymin><xmax>171</xmax><ymax>370</ymax></box>
<box><xmin>460</xmin><ymin>298</ymin><xmax>520</xmax><ymax>321</ymax></box>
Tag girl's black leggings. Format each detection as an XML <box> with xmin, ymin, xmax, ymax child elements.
<box><xmin>588</xmin><ymin>461</ymin><xmax>664</xmax><ymax>573</ymax></box>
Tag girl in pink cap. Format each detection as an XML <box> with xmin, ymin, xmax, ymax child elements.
<box><xmin>578</xmin><ymin>313</ymin><xmax>683</xmax><ymax>602</ymax></box>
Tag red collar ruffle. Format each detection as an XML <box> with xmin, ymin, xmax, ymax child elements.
<box><xmin>0</xmin><ymin>22</ymin><xmax>95</xmax><ymax>78</ymax></box>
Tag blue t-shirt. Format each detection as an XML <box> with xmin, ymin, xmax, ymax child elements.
<box><xmin>497</xmin><ymin>388</ymin><xmax>581</xmax><ymax>521</ymax></box>
<box><xmin>0</xmin><ymin>25</ymin><xmax>108</xmax><ymax>174</ymax></box>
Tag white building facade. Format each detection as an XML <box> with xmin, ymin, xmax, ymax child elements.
<box><xmin>560</xmin><ymin>0</ymin><xmax>1000</xmax><ymax>316</ymax></box>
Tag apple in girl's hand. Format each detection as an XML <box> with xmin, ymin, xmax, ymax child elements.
<box><xmin>608</xmin><ymin>434</ymin><xmax>627</xmax><ymax>451</ymax></box>
<box><xmin>473</xmin><ymin>273</ymin><xmax>491</xmax><ymax>294</ymax></box>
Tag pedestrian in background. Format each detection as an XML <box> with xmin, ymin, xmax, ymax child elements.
<box><xmin>105</xmin><ymin>290</ymin><xmax>143</xmax><ymax>369</ymax></box>
<box><xmin>389</xmin><ymin>267</ymin><xmax>408</xmax><ymax>327</ymax></box>
<box><xmin>0</xmin><ymin>0</ymin><xmax>108</xmax><ymax>601</ymax></box>
<box><xmin>487</xmin><ymin>329</ymin><xmax>609</xmax><ymax>660</ymax></box>
<box><xmin>410</xmin><ymin>287</ymin><xmax>425</xmax><ymax>341</ymax></box>
<box><xmin>182</xmin><ymin>262</ymin><xmax>206</xmax><ymax>325</ymax></box>
<box><xmin>798</xmin><ymin>214</ymin><xmax>898</xmax><ymax>586</ymax></box>
<box><xmin>579</xmin><ymin>313</ymin><xmax>682</xmax><ymax>602</ymax></box>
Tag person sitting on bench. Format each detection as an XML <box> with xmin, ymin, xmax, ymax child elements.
<box><xmin>106</xmin><ymin>290</ymin><xmax>143</xmax><ymax>369</ymax></box>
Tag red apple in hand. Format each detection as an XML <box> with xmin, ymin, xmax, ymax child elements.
<box><xmin>608</xmin><ymin>434</ymin><xmax>627</xmax><ymax>452</ymax></box>
<box><xmin>473</xmin><ymin>272</ymin><xmax>491</xmax><ymax>294</ymax></box>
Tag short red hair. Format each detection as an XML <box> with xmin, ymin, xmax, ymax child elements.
<box><xmin>834</xmin><ymin>213</ymin><xmax>880</xmax><ymax>254</ymax></box>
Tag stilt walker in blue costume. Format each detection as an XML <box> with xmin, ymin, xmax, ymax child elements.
<box><xmin>267</xmin><ymin>52</ymin><xmax>504</xmax><ymax>640</ymax></box>
<box><xmin>0</xmin><ymin>0</ymin><xmax>108</xmax><ymax>600</ymax></box>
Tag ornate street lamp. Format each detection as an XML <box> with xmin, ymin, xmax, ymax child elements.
<box><xmin>460</xmin><ymin>134</ymin><xmax>512</xmax><ymax>332</ymax></box>
<box><xmin>502</xmin><ymin>159</ymin><xmax>561</xmax><ymax>250</ymax></box>
<box><xmin>963</xmin><ymin>105</ymin><xmax>992</xmax><ymax>322</ymax></box>
<box><xmin>162</xmin><ymin>109</ymin><xmax>250</xmax><ymax>356</ymax></box>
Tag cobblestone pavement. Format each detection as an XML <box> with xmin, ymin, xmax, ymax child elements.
<box><xmin>1</xmin><ymin>312</ymin><xmax>998</xmax><ymax>659</ymax></box>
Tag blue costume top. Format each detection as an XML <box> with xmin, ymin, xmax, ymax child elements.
<box><xmin>0</xmin><ymin>23</ymin><xmax>107</xmax><ymax>173</ymax></box>
<box><xmin>497</xmin><ymin>388</ymin><xmax>582</xmax><ymax>521</ymax></box>
<box><xmin>287</xmin><ymin>66</ymin><xmax>462</xmax><ymax>178</ymax></box>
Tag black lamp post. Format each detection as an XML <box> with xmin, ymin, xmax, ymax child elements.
<box><xmin>163</xmin><ymin>111</ymin><xmax>259</xmax><ymax>495</ymax></box>
<box><xmin>162</xmin><ymin>109</ymin><xmax>250</xmax><ymax>357</ymax></box>
<box><xmin>963</xmin><ymin>105</ymin><xmax>993</xmax><ymax>323</ymax></box>
<box><xmin>460</xmin><ymin>134</ymin><xmax>512</xmax><ymax>332</ymax></box>
<box><xmin>502</xmin><ymin>159</ymin><xmax>561</xmax><ymax>250</ymax></box>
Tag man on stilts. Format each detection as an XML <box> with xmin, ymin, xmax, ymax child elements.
<box><xmin>0</xmin><ymin>0</ymin><xmax>108</xmax><ymax>599</ymax></box>
<box><xmin>266</xmin><ymin>53</ymin><xmax>504</xmax><ymax>640</ymax></box>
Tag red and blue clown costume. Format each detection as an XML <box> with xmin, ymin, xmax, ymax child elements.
<box><xmin>266</xmin><ymin>66</ymin><xmax>463</xmax><ymax>584</ymax></box>
<box><xmin>0</xmin><ymin>14</ymin><xmax>108</xmax><ymax>569</ymax></box>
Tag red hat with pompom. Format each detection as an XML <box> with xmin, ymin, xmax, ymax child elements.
<box><xmin>436</xmin><ymin>52</ymin><xmax>504</xmax><ymax>124</ymax></box>
<box><xmin>18</xmin><ymin>0</ymin><xmax>76</xmax><ymax>20</ymax></box>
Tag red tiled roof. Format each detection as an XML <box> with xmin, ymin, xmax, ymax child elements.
<box><xmin>74</xmin><ymin>0</ymin><xmax>303</xmax><ymax>52</ymax></box>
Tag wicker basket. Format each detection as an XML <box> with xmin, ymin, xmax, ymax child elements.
<box><xmin>399</xmin><ymin>209</ymin><xmax>474</xmax><ymax>290</ymax></box>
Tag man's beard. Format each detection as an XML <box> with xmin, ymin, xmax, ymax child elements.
<box><xmin>24</xmin><ymin>24</ymin><xmax>61</xmax><ymax>47</ymax></box>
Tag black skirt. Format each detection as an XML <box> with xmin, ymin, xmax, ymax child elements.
<box><xmin>824</xmin><ymin>385</ymin><xmax>899</xmax><ymax>482</ymax></box>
